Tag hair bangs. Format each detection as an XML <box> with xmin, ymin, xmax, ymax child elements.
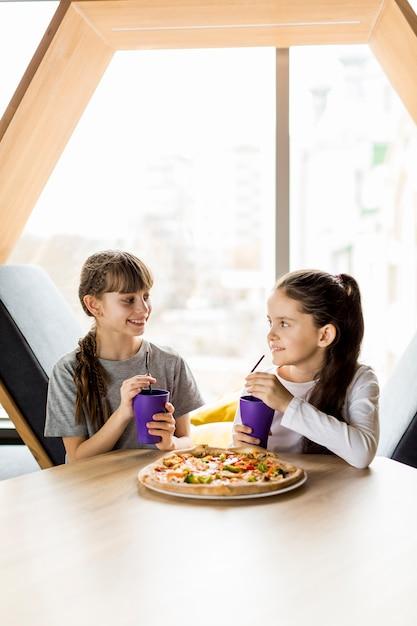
<box><xmin>103</xmin><ymin>255</ymin><xmax>153</xmax><ymax>294</ymax></box>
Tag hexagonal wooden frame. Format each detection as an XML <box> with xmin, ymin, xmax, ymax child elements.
<box><xmin>0</xmin><ymin>0</ymin><xmax>416</xmax><ymax>262</ymax></box>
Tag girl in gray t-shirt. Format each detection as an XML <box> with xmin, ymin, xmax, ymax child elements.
<box><xmin>45</xmin><ymin>250</ymin><xmax>204</xmax><ymax>461</ymax></box>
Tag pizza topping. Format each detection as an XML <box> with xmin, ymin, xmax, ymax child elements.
<box><xmin>198</xmin><ymin>475</ymin><xmax>213</xmax><ymax>484</ymax></box>
<box><xmin>162</xmin><ymin>454</ymin><xmax>183</xmax><ymax>468</ymax></box>
<box><xmin>184</xmin><ymin>473</ymin><xmax>213</xmax><ymax>484</ymax></box>
<box><xmin>222</xmin><ymin>464</ymin><xmax>241</xmax><ymax>473</ymax></box>
<box><xmin>149</xmin><ymin>446</ymin><xmax>296</xmax><ymax>486</ymax></box>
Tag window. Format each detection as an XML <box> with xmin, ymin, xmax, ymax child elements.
<box><xmin>3</xmin><ymin>9</ymin><xmax>275</xmax><ymax>401</ymax></box>
<box><xmin>0</xmin><ymin>2</ymin><xmax>58</xmax><ymax>115</ymax></box>
<box><xmin>290</xmin><ymin>45</ymin><xmax>417</xmax><ymax>385</ymax></box>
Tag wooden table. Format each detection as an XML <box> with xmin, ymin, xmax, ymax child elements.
<box><xmin>0</xmin><ymin>450</ymin><xmax>416</xmax><ymax>626</ymax></box>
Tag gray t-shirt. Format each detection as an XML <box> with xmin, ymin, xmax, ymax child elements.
<box><xmin>44</xmin><ymin>339</ymin><xmax>204</xmax><ymax>449</ymax></box>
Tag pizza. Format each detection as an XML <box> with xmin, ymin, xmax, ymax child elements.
<box><xmin>138</xmin><ymin>445</ymin><xmax>306</xmax><ymax>497</ymax></box>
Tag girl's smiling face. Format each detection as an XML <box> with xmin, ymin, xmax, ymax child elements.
<box><xmin>89</xmin><ymin>290</ymin><xmax>152</xmax><ymax>337</ymax></box>
<box><xmin>267</xmin><ymin>288</ymin><xmax>333</xmax><ymax>375</ymax></box>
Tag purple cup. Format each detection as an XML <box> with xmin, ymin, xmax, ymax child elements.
<box><xmin>133</xmin><ymin>389</ymin><xmax>170</xmax><ymax>445</ymax></box>
<box><xmin>240</xmin><ymin>395</ymin><xmax>275</xmax><ymax>449</ymax></box>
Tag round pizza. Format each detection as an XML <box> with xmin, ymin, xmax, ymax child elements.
<box><xmin>138</xmin><ymin>445</ymin><xmax>306</xmax><ymax>498</ymax></box>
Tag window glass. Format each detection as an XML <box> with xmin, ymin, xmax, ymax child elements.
<box><xmin>0</xmin><ymin>1</ymin><xmax>58</xmax><ymax>117</ymax></box>
<box><xmin>290</xmin><ymin>45</ymin><xmax>417</xmax><ymax>385</ymax></box>
<box><xmin>7</xmin><ymin>43</ymin><xmax>276</xmax><ymax>401</ymax></box>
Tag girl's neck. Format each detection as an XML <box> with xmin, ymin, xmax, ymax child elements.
<box><xmin>95</xmin><ymin>332</ymin><xmax>143</xmax><ymax>361</ymax></box>
<box><xmin>277</xmin><ymin>347</ymin><xmax>326</xmax><ymax>383</ymax></box>
<box><xmin>277</xmin><ymin>363</ymin><xmax>319</xmax><ymax>383</ymax></box>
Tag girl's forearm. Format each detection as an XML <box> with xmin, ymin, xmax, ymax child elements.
<box><xmin>73</xmin><ymin>408</ymin><xmax>129</xmax><ymax>460</ymax></box>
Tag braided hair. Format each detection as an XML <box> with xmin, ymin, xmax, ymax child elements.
<box><xmin>275</xmin><ymin>270</ymin><xmax>364</xmax><ymax>454</ymax></box>
<box><xmin>74</xmin><ymin>250</ymin><xmax>153</xmax><ymax>430</ymax></box>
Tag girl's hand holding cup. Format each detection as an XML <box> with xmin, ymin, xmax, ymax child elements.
<box><xmin>233</xmin><ymin>423</ymin><xmax>260</xmax><ymax>447</ymax></box>
<box><xmin>245</xmin><ymin>372</ymin><xmax>293</xmax><ymax>413</ymax></box>
<box><xmin>119</xmin><ymin>375</ymin><xmax>157</xmax><ymax>420</ymax></box>
<box><xmin>146</xmin><ymin>401</ymin><xmax>176</xmax><ymax>451</ymax></box>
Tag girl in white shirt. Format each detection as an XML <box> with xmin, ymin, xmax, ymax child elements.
<box><xmin>233</xmin><ymin>270</ymin><xmax>379</xmax><ymax>468</ymax></box>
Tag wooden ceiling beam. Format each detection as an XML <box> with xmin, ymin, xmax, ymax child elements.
<box><xmin>370</xmin><ymin>0</ymin><xmax>417</xmax><ymax>124</ymax></box>
<box><xmin>0</xmin><ymin>3</ymin><xmax>112</xmax><ymax>262</ymax></box>
<box><xmin>75</xmin><ymin>0</ymin><xmax>384</xmax><ymax>48</ymax></box>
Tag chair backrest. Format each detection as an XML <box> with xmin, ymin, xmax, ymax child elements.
<box><xmin>0</xmin><ymin>264</ymin><xmax>82</xmax><ymax>466</ymax></box>
<box><xmin>378</xmin><ymin>332</ymin><xmax>417</xmax><ymax>468</ymax></box>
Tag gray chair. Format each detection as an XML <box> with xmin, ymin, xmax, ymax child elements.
<box><xmin>0</xmin><ymin>264</ymin><xmax>82</xmax><ymax>467</ymax></box>
<box><xmin>378</xmin><ymin>332</ymin><xmax>417</xmax><ymax>468</ymax></box>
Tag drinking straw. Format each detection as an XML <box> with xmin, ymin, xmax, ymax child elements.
<box><xmin>145</xmin><ymin>349</ymin><xmax>152</xmax><ymax>392</ymax></box>
<box><xmin>250</xmin><ymin>354</ymin><xmax>265</xmax><ymax>373</ymax></box>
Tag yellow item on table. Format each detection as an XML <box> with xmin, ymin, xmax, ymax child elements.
<box><xmin>190</xmin><ymin>421</ymin><xmax>233</xmax><ymax>448</ymax></box>
<box><xmin>190</xmin><ymin>397</ymin><xmax>237</xmax><ymax>426</ymax></box>
<box><xmin>189</xmin><ymin>395</ymin><xmax>238</xmax><ymax>448</ymax></box>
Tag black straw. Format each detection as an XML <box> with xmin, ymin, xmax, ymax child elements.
<box><xmin>145</xmin><ymin>349</ymin><xmax>152</xmax><ymax>392</ymax></box>
<box><xmin>250</xmin><ymin>354</ymin><xmax>265</xmax><ymax>373</ymax></box>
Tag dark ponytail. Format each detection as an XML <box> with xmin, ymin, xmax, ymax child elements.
<box><xmin>74</xmin><ymin>331</ymin><xmax>110</xmax><ymax>429</ymax></box>
<box><xmin>275</xmin><ymin>270</ymin><xmax>364</xmax><ymax>454</ymax></box>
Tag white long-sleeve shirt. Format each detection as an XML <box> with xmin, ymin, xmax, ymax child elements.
<box><xmin>234</xmin><ymin>364</ymin><xmax>380</xmax><ymax>469</ymax></box>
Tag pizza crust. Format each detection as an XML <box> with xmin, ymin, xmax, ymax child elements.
<box><xmin>138</xmin><ymin>445</ymin><xmax>306</xmax><ymax>498</ymax></box>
